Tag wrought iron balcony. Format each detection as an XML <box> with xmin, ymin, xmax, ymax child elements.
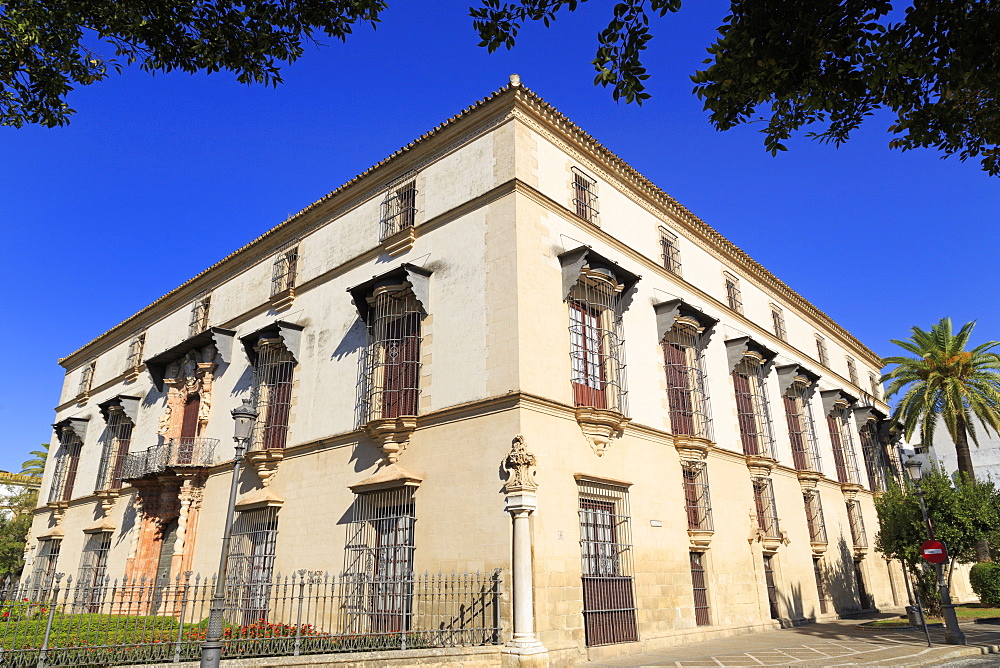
<box><xmin>121</xmin><ymin>437</ymin><xmax>219</xmax><ymax>481</ymax></box>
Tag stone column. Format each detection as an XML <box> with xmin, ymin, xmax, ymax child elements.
<box><xmin>501</xmin><ymin>436</ymin><xmax>547</xmax><ymax>665</ymax></box>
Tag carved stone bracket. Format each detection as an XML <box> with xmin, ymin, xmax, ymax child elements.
<box><xmin>763</xmin><ymin>532</ymin><xmax>790</xmax><ymax>552</ymax></box>
<box><xmin>674</xmin><ymin>435</ymin><xmax>711</xmax><ymax>462</ymax></box>
<box><xmin>746</xmin><ymin>455</ymin><xmax>777</xmax><ymax>478</ymax></box>
<box><xmin>95</xmin><ymin>490</ymin><xmax>120</xmax><ymax>518</ymax></box>
<box><xmin>247</xmin><ymin>449</ymin><xmax>284</xmax><ymax>487</ymax></box>
<box><xmin>688</xmin><ymin>530</ymin><xmax>714</xmax><ymax>550</ymax></box>
<box><xmin>575</xmin><ymin>407</ymin><xmax>630</xmax><ymax>457</ymax></box>
<box><xmin>270</xmin><ymin>287</ymin><xmax>296</xmax><ymax>312</ymax></box>
<box><xmin>46</xmin><ymin>501</ymin><xmax>69</xmax><ymax>525</ymax></box>
<box><xmin>366</xmin><ymin>416</ymin><xmax>418</xmax><ymax>464</ymax></box>
<box><xmin>840</xmin><ymin>482</ymin><xmax>864</xmax><ymax>500</ymax></box>
<box><xmin>796</xmin><ymin>469</ymin><xmax>822</xmax><ymax>492</ymax></box>
<box><xmin>503</xmin><ymin>435</ymin><xmax>538</xmax><ymax>494</ymax></box>
<box><xmin>812</xmin><ymin>541</ymin><xmax>829</xmax><ymax>555</ymax></box>
<box><xmin>383</xmin><ymin>227</ymin><xmax>416</xmax><ymax>257</ymax></box>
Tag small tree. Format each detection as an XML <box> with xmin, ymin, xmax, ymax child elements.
<box><xmin>0</xmin><ymin>486</ymin><xmax>37</xmax><ymax>580</ymax></box>
<box><xmin>875</xmin><ymin>468</ymin><xmax>1000</xmax><ymax>613</ymax></box>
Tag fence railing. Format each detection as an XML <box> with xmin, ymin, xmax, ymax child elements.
<box><xmin>121</xmin><ymin>438</ymin><xmax>219</xmax><ymax>481</ymax></box>
<box><xmin>0</xmin><ymin>569</ymin><xmax>501</xmax><ymax>667</ymax></box>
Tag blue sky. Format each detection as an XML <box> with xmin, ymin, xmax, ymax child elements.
<box><xmin>1</xmin><ymin>1</ymin><xmax>997</xmax><ymax>473</ymax></box>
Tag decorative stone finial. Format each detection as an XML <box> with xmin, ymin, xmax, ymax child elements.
<box><xmin>509</xmin><ymin>73</ymin><xmax>521</xmax><ymax>87</ymax></box>
<box><xmin>503</xmin><ymin>435</ymin><xmax>537</xmax><ymax>492</ymax></box>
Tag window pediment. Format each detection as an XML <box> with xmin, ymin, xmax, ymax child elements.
<box><xmin>559</xmin><ymin>246</ymin><xmax>640</xmax><ymax>309</ymax></box>
<box><xmin>724</xmin><ymin>336</ymin><xmax>777</xmax><ymax>373</ymax></box>
<box><xmin>775</xmin><ymin>364</ymin><xmax>821</xmax><ymax>395</ymax></box>
<box><xmin>98</xmin><ymin>395</ymin><xmax>140</xmax><ymax>425</ymax></box>
<box><xmin>820</xmin><ymin>389</ymin><xmax>858</xmax><ymax>416</ymax></box>
<box><xmin>240</xmin><ymin>321</ymin><xmax>305</xmax><ymax>366</ymax></box>
<box><xmin>145</xmin><ymin>327</ymin><xmax>236</xmax><ymax>391</ymax></box>
<box><xmin>53</xmin><ymin>417</ymin><xmax>89</xmax><ymax>443</ymax></box>
<box><xmin>654</xmin><ymin>298</ymin><xmax>717</xmax><ymax>342</ymax></box>
<box><xmin>347</xmin><ymin>263</ymin><xmax>431</xmax><ymax>324</ymax></box>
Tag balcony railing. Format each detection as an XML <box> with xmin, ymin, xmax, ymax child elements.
<box><xmin>121</xmin><ymin>438</ymin><xmax>219</xmax><ymax>481</ymax></box>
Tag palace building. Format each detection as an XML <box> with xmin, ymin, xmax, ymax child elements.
<box><xmin>29</xmin><ymin>77</ymin><xmax>905</xmax><ymax>665</ymax></box>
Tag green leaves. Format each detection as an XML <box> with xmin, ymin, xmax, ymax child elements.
<box><xmin>0</xmin><ymin>0</ymin><xmax>387</xmax><ymax>127</ymax></box>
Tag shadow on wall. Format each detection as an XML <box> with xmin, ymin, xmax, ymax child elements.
<box><xmin>229</xmin><ymin>364</ymin><xmax>256</xmax><ymax>400</ymax></box>
<box><xmin>823</xmin><ymin>536</ymin><xmax>867</xmax><ymax>615</ymax></box>
<box><xmin>779</xmin><ymin>581</ymin><xmax>805</xmax><ymax>624</ymax></box>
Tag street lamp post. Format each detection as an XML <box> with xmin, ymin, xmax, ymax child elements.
<box><xmin>903</xmin><ymin>457</ymin><xmax>967</xmax><ymax>646</ymax></box>
<box><xmin>200</xmin><ymin>399</ymin><xmax>258</xmax><ymax>668</ymax></box>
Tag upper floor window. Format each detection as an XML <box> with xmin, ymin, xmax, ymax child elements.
<box><xmin>846</xmin><ymin>356</ymin><xmax>858</xmax><ymax>385</ymax></box>
<box><xmin>803</xmin><ymin>490</ymin><xmax>828</xmax><ymax>545</ymax></box>
<box><xmin>723</xmin><ymin>272</ymin><xmax>743</xmax><ymax>313</ymax></box>
<box><xmin>96</xmin><ymin>402</ymin><xmax>135</xmax><ymax>491</ymax></box>
<box><xmin>658</xmin><ymin>302</ymin><xmax>715</xmax><ymax>440</ymax></box>
<box><xmin>815</xmin><ymin>335</ymin><xmax>829</xmax><ymax>367</ymax></box>
<box><xmin>571</xmin><ymin>167</ymin><xmax>599</xmax><ymax>224</ymax></box>
<box><xmin>248</xmin><ymin>331</ymin><xmax>297</xmax><ymax>451</ymax></box>
<box><xmin>730</xmin><ymin>346</ymin><xmax>775</xmax><ymax>458</ymax></box>
<box><xmin>778</xmin><ymin>366</ymin><xmax>821</xmax><ymax>473</ymax></box>
<box><xmin>822</xmin><ymin>392</ymin><xmax>862</xmax><ymax>485</ymax></box>
<box><xmin>189</xmin><ymin>294</ymin><xmax>211</xmax><ymax>338</ymax></box>
<box><xmin>78</xmin><ymin>361</ymin><xmax>96</xmax><ymax>399</ymax></box>
<box><xmin>682</xmin><ymin>461</ymin><xmax>713</xmax><ymax>532</ymax></box>
<box><xmin>869</xmin><ymin>372</ymin><xmax>881</xmax><ymax>400</ymax></box>
<box><xmin>770</xmin><ymin>305</ymin><xmax>787</xmax><ymax>341</ymax></box>
<box><xmin>857</xmin><ymin>416</ymin><xmax>889</xmax><ymax>492</ymax></box>
<box><xmin>349</xmin><ymin>265</ymin><xmax>431</xmax><ymax>426</ymax></box>
<box><xmin>752</xmin><ymin>477</ymin><xmax>780</xmax><ymax>539</ymax></box>
<box><xmin>381</xmin><ymin>179</ymin><xmax>417</xmax><ymax>240</ymax></box>
<box><xmin>577</xmin><ymin>477</ymin><xmax>637</xmax><ymax>646</ymax></box>
<box><xmin>49</xmin><ymin>420</ymin><xmax>86</xmax><ymax>503</ymax></box>
<box><xmin>125</xmin><ymin>334</ymin><xmax>145</xmax><ymax>372</ymax></box>
<box><xmin>271</xmin><ymin>244</ymin><xmax>299</xmax><ymax>297</ymax></box>
<box><xmin>846</xmin><ymin>500</ymin><xmax>868</xmax><ymax>549</ymax></box>
<box><xmin>659</xmin><ymin>226</ymin><xmax>682</xmax><ymax>276</ymax></box>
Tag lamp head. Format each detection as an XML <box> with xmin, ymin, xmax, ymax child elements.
<box><xmin>231</xmin><ymin>398</ymin><xmax>258</xmax><ymax>442</ymax></box>
<box><xmin>904</xmin><ymin>457</ymin><xmax>923</xmax><ymax>482</ymax></box>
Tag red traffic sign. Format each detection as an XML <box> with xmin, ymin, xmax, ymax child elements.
<box><xmin>921</xmin><ymin>540</ymin><xmax>948</xmax><ymax>564</ymax></box>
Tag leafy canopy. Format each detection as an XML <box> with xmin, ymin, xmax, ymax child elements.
<box><xmin>472</xmin><ymin>0</ymin><xmax>1000</xmax><ymax>175</ymax></box>
<box><xmin>0</xmin><ymin>0</ymin><xmax>385</xmax><ymax>128</ymax></box>
<box><xmin>882</xmin><ymin>318</ymin><xmax>1000</xmax><ymax>453</ymax></box>
<box><xmin>19</xmin><ymin>443</ymin><xmax>48</xmax><ymax>478</ymax></box>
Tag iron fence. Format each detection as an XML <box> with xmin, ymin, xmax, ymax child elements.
<box><xmin>0</xmin><ymin>569</ymin><xmax>501</xmax><ymax>667</ymax></box>
<box><xmin>121</xmin><ymin>439</ymin><xmax>219</xmax><ymax>481</ymax></box>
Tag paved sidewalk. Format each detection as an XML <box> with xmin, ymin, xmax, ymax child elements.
<box><xmin>589</xmin><ymin>616</ymin><xmax>1000</xmax><ymax>667</ymax></box>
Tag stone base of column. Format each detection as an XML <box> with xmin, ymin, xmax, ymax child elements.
<box><xmin>502</xmin><ymin>635</ymin><xmax>549</xmax><ymax>667</ymax></box>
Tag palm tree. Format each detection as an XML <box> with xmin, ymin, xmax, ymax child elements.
<box><xmin>19</xmin><ymin>444</ymin><xmax>49</xmax><ymax>478</ymax></box>
<box><xmin>882</xmin><ymin>318</ymin><xmax>1000</xmax><ymax>561</ymax></box>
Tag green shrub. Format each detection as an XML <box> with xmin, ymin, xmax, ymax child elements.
<box><xmin>970</xmin><ymin>562</ymin><xmax>1000</xmax><ymax>607</ymax></box>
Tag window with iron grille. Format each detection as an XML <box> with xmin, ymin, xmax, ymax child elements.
<box><xmin>75</xmin><ymin>532</ymin><xmax>112</xmax><ymax>612</ymax></box>
<box><xmin>125</xmin><ymin>334</ymin><xmax>145</xmax><ymax>371</ymax></box>
<box><xmin>733</xmin><ymin>354</ymin><xmax>775</xmax><ymax>458</ymax></box>
<box><xmin>783</xmin><ymin>379</ymin><xmax>821</xmax><ymax>472</ymax></box>
<box><xmin>752</xmin><ymin>477</ymin><xmax>780</xmax><ymax>539</ymax></box>
<box><xmin>49</xmin><ymin>427</ymin><xmax>83</xmax><ymax>503</ymax></box>
<box><xmin>815</xmin><ymin>335</ymin><xmax>829</xmax><ymax>367</ymax></box>
<box><xmin>96</xmin><ymin>406</ymin><xmax>133</xmax><ymax>491</ymax></box>
<box><xmin>577</xmin><ymin>479</ymin><xmax>637</xmax><ymax>646</ymax></box>
<box><xmin>226</xmin><ymin>506</ymin><xmax>279</xmax><ymax>624</ymax></box>
<box><xmin>78</xmin><ymin>361</ymin><xmax>96</xmax><ymax>397</ymax></box>
<box><xmin>659</xmin><ymin>226</ymin><xmax>682</xmax><ymax>276</ymax></box>
<box><xmin>572</xmin><ymin>167</ymin><xmax>599</xmax><ymax>224</ymax></box>
<box><xmin>249</xmin><ymin>333</ymin><xmax>296</xmax><ymax>451</ymax></box>
<box><xmin>343</xmin><ymin>486</ymin><xmax>416</xmax><ymax>635</ymax></box>
<box><xmin>682</xmin><ymin>462</ymin><xmax>713</xmax><ymax>531</ymax></box>
<box><xmin>689</xmin><ymin>552</ymin><xmax>710</xmax><ymax>626</ymax></box>
<box><xmin>662</xmin><ymin>320</ymin><xmax>712</xmax><ymax>439</ymax></box>
<box><xmin>858</xmin><ymin>420</ymin><xmax>889</xmax><ymax>492</ymax></box>
<box><xmin>803</xmin><ymin>491</ymin><xmax>828</xmax><ymax>545</ymax></box>
<box><xmin>846</xmin><ymin>356</ymin><xmax>858</xmax><ymax>385</ymax></box>
<box><xmin>271</xmin><ymin>244</ymin><xmax>299</xmax><ymax>296</ymax></box>
<box><xmin>362</xmin><ymin>284</ymin><xmax>423</xmax><ymax>422</ymax></box>
<box><xmin>32</xmin><ymin>539</ymin><xmax>61</xmax><ymax>590</ymax></box>
<box><xmin>846</xmin><ymin>500</ymin><xmax>868</xmax><ymax>549</ymax></box>
<box><xmin>771</xmin><ymin>306</ymin><xmax>787</xmax><ymax>341</ymax></box>
<box><xmin>762</xmin><ymin>554</ymin><xmax>780</xmax><ymax>619</ymax></box>
<box><xmin>813</xmin><ymin>558</ymin><xmax>828</xmax><ymax>614</ymax></box>
<box><xmin>189</xmin><ymin>294</ymin><xmax>211</xmax><ymax>337</ymax></box>
<box><xmin>869</xmin><ymin>372</ymin><xmax>881</xmax><ymax>400</ymax></box>
<box><xmin>827</xmin><ymin>406</ymin><xmax>862</xmax><ymax>485</ymax></box>
<box><xmin>380</xmin><ymin>180</ymin><xmax>417</xmax><ymax>240</ymax></box>
<box><xmin>568</xmin><ymin>273</ymin><xmax>628</xmax><ymax>414</ymax></box>
<box><xmin>723</xmin><ymin>272</ymin><xmax>743</xmax><ymax>313</ymax></box>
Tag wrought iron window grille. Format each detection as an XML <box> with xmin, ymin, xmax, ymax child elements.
<box><xmin>659</xmin><ymin>226</ymin><xmax>682</xmax><ymax>276</ymax></box>
<box><xmin>771</xmin><ymin>306</ymin><xmax>787</xmax><ymax>341</ymax></box>
<box><xmin>723</xmin><ymin>272</ymin><xmax>743</xmax><ymax>313</ymax></box>
<box><xmin>31</xmin><ymin>539</ymin><xmax>61</xmax><ymax>591</ymax></box>
<box><xmin>568</xmin><ymin>271</ymin><xmax>629</xmax><ymax>415</ymax></box>
<box><xmin>189</xmin><ymin>294</ymin><xmax>212</xmax><ymax>338</ymax></box>
<box><xmin>732</xmin><ymin>353</ymin><xmax>775</xmax><ymax>458</ymax></box>
<box><xmin>227</xmin><ymin>507</ymin><xmax>279</xmax><ymax>625</ymax></box>
<box><xmin>752</xmin><ymin>477</ymin><xmax>781</xmax><ymax>539</ymax></box>
<box><xmin>571</xmin><ymin>167</ymin><xmax>599</xmax><ymax>224</ymax></box>
<box><xmin>577</xmin><ymin>479</ymin><xmax>637</xmax><ymax>646</ymax></box>
<box><xmin>846</xmin><ymin>356</ymin><xmax>859</xmax><ymax>385</ymax></box>
<box><xmin>814</xmin><ymin>558</ymin><xmax>829</xmax><ymax>614</ymax></box>
<box><xmin>815</xmin><ymin>335</ymin><xmax>829</xmax><ymax>367</ymax></box>
<box><xmin>75</xmin><ymin>532</ymin><xmax>112</xmax><ymax>613</ymax></box>
<box><xmin>857</xmin><ymin>420</ymin><xmax>889</xmax><ymax>492</ymax></box>
<box><xmin>827</xmin><ymin>406</ymin><xmax>862</xmax><ymax>485</ymax></box>
<box><xmin>361</xmin><ymin>285</ymin><xmax>424</xmax><ymax>423</ymax></box>
<box><xmin>869</xmin><ymin>373</ymin><xmax>881</xmax><ymax>400</ymax></box>
<box><xmin>249</xmin><ymin>335</ymin><xmax>296</xmax><ymax>451</ymax></box>
<box><xmin>380</xmin><ymin>180</ymin><xmax>417</xmax><ymax>240</ymax></box>
<box><xmin>803</xmin><ymin>491</ymin><xmax>828</xmax><ymax>545</ymax></box>
<box><xmin>783</xmin><ymin>380</ymin><xmax>821</xmax><ymax>472</ymax></box>
<box><xmin>343</xmin><ymin>486</ymin><xmax>416</xmax><ymax>636</ymax></box>
<box><xmin>662</xmin><ymin>320</ymin><xmax>713</xmax><ymax>440</ymax></box>
<box><xmin>96</xmin><ymin>406</ymin><xmax>133</xmax><ymax>491</ymax></box>
<box><xmin>846</xmin><ymin>500</ymin><xmax>868</xmax><ymax>549</ymax></box>
<box><xmin>271</xmin><ymin>245</ymin><xmax>299</xmax><ymax>297</ymax></box>
<box><xmin>682</xmin><ymin>462</ymin><xmax>713</xmax><ymax>532</ymax></box>
<box><xmin>49</xmin><ymin>428</ymin><xmax>83</xmax><ymax>503</ymax></box>
<box><xmin>689</xmin><ymin>552</ymin><xmax>710</xmax><ymax>626</ymax></box>
<box><xmin>763</xmin><ymin>555</ymin><xmax>780</xmax><ymax>619</ymax></box>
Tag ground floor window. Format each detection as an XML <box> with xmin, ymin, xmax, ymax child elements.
<box><xmin>31</xmin><ymin>539</ymin><xmax>61</xmax><ymax>592</ymax></box>
<box><xmin>76</xmin><ymin>532</ymin><xmax>112</xmax><ymax>612</ymax></box>
<box><xmin>690</xmin><ymin>552</ymin><xmax>710</xmax><ymax>626</ymax></box>
<box><xmin>813</xmin><ymin>558</ymin><xmax>828</xmax><ymax>615</ymax></box>
<box><xmin>227</xmin><ymin>507</ymin><xmax>279</xmax><ymax>624</ymax></box>
<box><xmin>577</xmin><ymin>478</ymin><xmax>637</xmax><ymax>646</ymax></box>
<box><xmin>854</xmin><ymin>560</ymin><xmax>871</xmax><ymax>610</ymax></box>
<box><xmin>762</xmin><ymin>555</ymin><xmax>779</xmax><ymax>619</ymax></box>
